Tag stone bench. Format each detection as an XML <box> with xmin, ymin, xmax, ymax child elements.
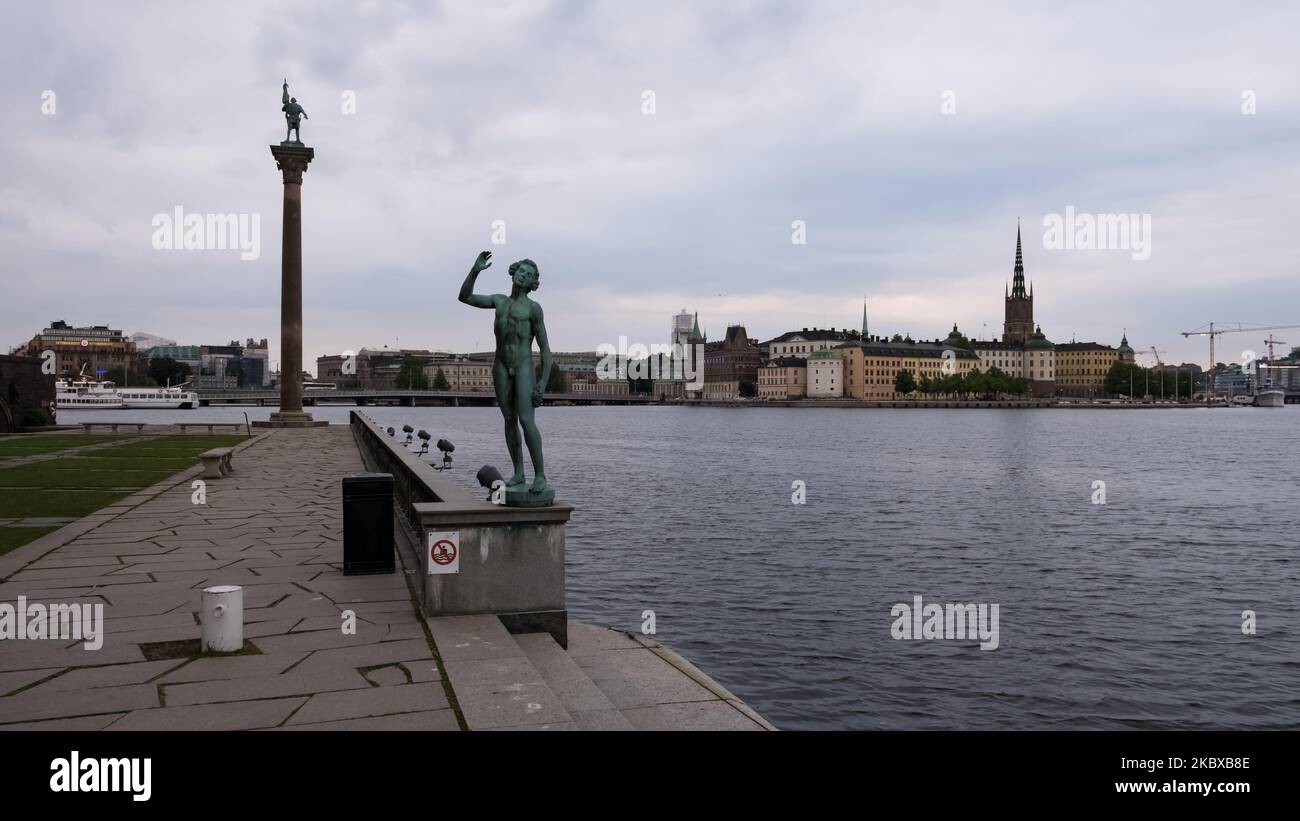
<box><xmin>198</xmin><ymin>447</ymin><xmax>235</xmax><ymax>479</ymax></box>
<box><xmin>177</xmin><ymin>423</ymin><xmax>244</xmax><ymax>435</ymax></box>
<box><xmin>81</xmin><ymin>422</ymin><xmax>147</xmax><ymax>434</ymax></box>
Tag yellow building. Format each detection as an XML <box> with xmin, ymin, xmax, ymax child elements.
<box><xmin>1054</xmin><ymin>335</ymin><xmax>1134</xmax><ymax>397</ymax></box>
<box><xmin>840</xmin><ymin>329</ymin><xmax>980</xmax><ymax>399</ymax></box>
<box><xmin>757</xmin><ymin>357</ymin><xmax>807</xmax><ymax>400</ymax></box>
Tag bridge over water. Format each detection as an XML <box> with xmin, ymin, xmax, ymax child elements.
<box><xmin>197</xmin><ymin>389</ymin><xmax>656</xmax><ymax>407</ymax></box>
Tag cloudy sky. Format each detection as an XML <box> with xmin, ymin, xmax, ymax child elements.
<box><xmin>2</xmin><ymin>1</ymin><xmax>1297</xmax><ymax>369</ymax></box>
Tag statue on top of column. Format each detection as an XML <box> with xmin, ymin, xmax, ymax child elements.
<box><xmin>281</xmin><ymin>79</ymin><xmax>308</xmax><ymax>146</ymax></box>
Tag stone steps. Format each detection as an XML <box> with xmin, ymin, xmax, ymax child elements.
<box><xmin>515</xmin><ymin>632</ymin><xmax>634</xmax><ymax>730</ymax></box>
<box><xmin>427</xmin><ymin>614</ymin><xmax>573</xmax><ymax>730</ymax></box>
<box><xmin>428</xmin><ymin>614</ymin><xmax>773</xmax><ymax>731</ymax></box>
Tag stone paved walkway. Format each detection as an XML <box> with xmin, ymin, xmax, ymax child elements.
<box><xmin>0</xmin><ymin>425</ymin><xmax>774</xmax><ymax>731</ymax></box>
<box><xmin>0</xmin><ymin>427</ymin><xmax>459</xmax><ymax>730</ymax></box>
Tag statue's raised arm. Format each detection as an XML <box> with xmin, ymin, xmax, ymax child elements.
<box><xmin>458</xmin><ymin>251</ymin><xmax>500</xmax><ymax>309</ymax></box>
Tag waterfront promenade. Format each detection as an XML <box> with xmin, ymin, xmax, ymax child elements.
<box><xmin>0</xmin><ymin>426</ymin><xmax>772</xmax><ymax>731</ymax></box>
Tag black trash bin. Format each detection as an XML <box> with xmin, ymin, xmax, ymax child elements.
<box><xmin>342</xmin><ymin>473</ymin><xmax>395</xmax><ymax>575</ymax></box>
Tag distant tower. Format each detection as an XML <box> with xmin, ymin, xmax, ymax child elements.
<box><xmin>1117</xmin><ymin>330</ymin><xmax>1135</xmax><ymax>364</ymax></box>
<box><xmin>1003</xmin><ymin>223</ymin><xmax>1034</xmax><ymax>344</ymax></box>
<box><xmin>672</xmin><ymin>309</ymin><xmax>694</xmax><ymax>347</ymax></box>
<box><xmin>861</xmin><ymin>299</ymin><xmax>869</xmax><ymax>340</ymax></box>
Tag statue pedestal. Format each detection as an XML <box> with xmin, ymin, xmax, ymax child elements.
<box><xmin>505</xmin><ymin>485</ymin><xmax>556</xmax><ymax>507</ymax></box>
<box><xmin>256</xmin><ymin>411</ymin><xmax>326</xmax><ymax>428</ymax></box>
<box><xmin>351</xmin><ymin>411</ymin><xmax>571</xmax><ymax>647</ymax></box>
<box><xmin>414</xmin><ymin>501</ymin><xmax>571</xmax><ymax>647</ymax></box>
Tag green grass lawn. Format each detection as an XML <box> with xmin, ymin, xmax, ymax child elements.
<box><xmin>0</xmin><ymin>462</ymin><xmax>180</xmax><ymax>489</ymax></box>
<box><xmin>0</xmin><ymin>526</ymin><xmax>61</xmax><ymax>557</ymax></box>
<box><xmin>0</xmin><ymin>434</ymin><xmax>247</xmax><ymax>545</ymax></box>
<box><xmin>0</xmin><ymin>490</ymin><xmax>129</xmax><ymax>518</ymax></box>
<box><xmin>76</xmin><ymin>436</ymin><xmax>245</xmax><ymax>458</ymax></box>
<box><xmin>0</xmin><ymin>435</ymin><xmax>126</xmax><ymax>457</ymax></box>
<box><xmin>49</xmin><ymin>456</ymin><xmax>198</xmax><ymax>472</ymax></box>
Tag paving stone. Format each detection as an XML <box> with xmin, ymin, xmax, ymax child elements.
<box><xmin>622</xmin><ymin>700</ymin><xmax>767</xmax><ymax>731</ymax></box>
<box><xmin>361</xmin><ymin>664</ymin><xmax>410</xmax><ymax>686</ymax></box>
<box><xmin>401</xmin><ymin>661</ymin><xmax>443</xmax><ymax>683</ymax></box>
<box><xmin>161</xmin><ymin>668</ymin><xmax>370</xmax><ymax>706</ymax></box>
<box><xmin>287</xmin><ymin>682</ymin><xmax>448</xmax><ymax>724</ymax></box>
<box><xmin>289</xmin><ymin>639</ymin><xmax>434</xmax><ymax>679</ymax></box>
<box><xmin>0</xmin><ymin>713</ymin><xmax>126</xmax><ymax>731</ymax></box>
<box><xmin>36</xmin><ymin>660</ymin><xmax>184</xmax><ymax>692</ymax></box>
<box><xmin>106</xmin><ymin>696</ymin><xmax>306</xmax><ymax>730</ymax></box>
<box><xmin>157</xmin><ymin>653</ymin><xmax>306</xmax><ymax>683</ymax></box>
<box><xmin>567</xmin><ymin>620</ymin><xmax>641</xmax><ymax>654</ymax></box>
<box><xmin>0</xmin><ymin>667</ymin><xmax>63</xmax><ymax>696</ymax></box>
<box><xmin>483</xmin><ymin>721</ymin><xmax>577</xmax><ymax>731</ymax></box>
<box><xmin>570</xmin><ymin>707</ymin><xmax>635</xmax><ymax>730</ymax></box>
<box><xmin>571</xmin><ymin>647</ymin><xmax>716</xmax><ymax>710</ymax></box>
<box><xmin>0</xmin><ymin>642</ymin><xmax>146</xmax><ymax>671</ymax></box>
<box><xmin>428</xmin><ymin>614</ymin><xmax>526</xmax><ymax>662</ymax></box>
<box><xmin>0</xmin><ymin>683</ymin><xmax>159</xmax><ymax>724</ymax></box>
<box><xmin>274</xmin><ymin>709</ymin><xmax>460</xmax><ymax>731</ymax></box>
<box><xmin>443</xmin><ymin>656</ymin><xmax>570</xmax><ymax>730</ymax></box>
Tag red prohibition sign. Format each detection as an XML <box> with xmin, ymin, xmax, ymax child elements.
<box><xmin>430</xmin><ymin>539</ymin><xmax>457</xmax><ymax>565</ymax></box>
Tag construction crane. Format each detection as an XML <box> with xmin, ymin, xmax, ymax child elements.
<box><xmin>1181</xmin><ymin>323</ymin><xmax>1300</xmax><ymax>406</ymax></box>
<box><xmin>1260</xmin><ymin>335</ymin><xmax>1289</xmax><ymax>389</ymax></box>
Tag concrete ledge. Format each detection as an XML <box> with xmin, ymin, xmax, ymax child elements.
<box><xmin>351</xmin><ymin>411</ymin><xmax>572</xmax><ymax>648</ymax></box>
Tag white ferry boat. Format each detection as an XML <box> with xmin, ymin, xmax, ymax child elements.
<box><xmin>55</xmin><ymin>379</ymin><xmax>124</xmax><ymax>409</ymax></box>
<box><xmin>55</xmin><ymin>377</ymin><xmax>198</xmax><ymax>410</ymax></box>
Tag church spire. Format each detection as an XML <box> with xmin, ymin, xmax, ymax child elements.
<box><xmin>689</xmin><ymin>311</ymin><xmax>704</xmax><ymax>343</ymax></box>
<box><xmin>1010</xmin><ymin>221</ymin><xmax>1027</xmax><ymax>299</ymax></box>
<box><xmin>861</xmin><ymin>299</ymin><xmax>869</xmax><ymax>340</ymax></box>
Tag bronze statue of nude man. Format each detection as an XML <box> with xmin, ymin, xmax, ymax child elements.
<box><xmin>458</xmin><ymin>250</ymin><xmax>554</xmax><ymax>503</ymax></box>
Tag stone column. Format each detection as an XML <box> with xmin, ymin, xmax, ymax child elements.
<box><xmin>267</xmin><ymin>144</ymin><xmax>316</xmax><ymax>427</ymax></box>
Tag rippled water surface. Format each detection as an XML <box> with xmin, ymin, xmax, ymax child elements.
<box><xmin>65</xmin><ymin>404</ymin><xmax>1300</xmax><ymax>729</ymax></box>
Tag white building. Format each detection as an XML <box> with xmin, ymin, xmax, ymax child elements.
<box><xmin>807</xmin><ymin>348</ymin><xmax>844</xmax><ymax>398</ymax></box>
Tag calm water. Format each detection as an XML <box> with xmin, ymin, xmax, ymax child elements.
<box><xmin>63</xmin><ymin>404</ymin><xmax>1300</xmax><ymax>730</ymax></box>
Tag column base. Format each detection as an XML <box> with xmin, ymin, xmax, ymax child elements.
<box><xmin>255</xmin><ymin>411</ymin><xmax>327</xmax><ymax>428</ymax></box>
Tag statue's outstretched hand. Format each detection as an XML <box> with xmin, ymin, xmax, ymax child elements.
<box><xmin>473</xmin><ymin>250</ymin><xmax>493</xmax><ymax>272</ymax></box>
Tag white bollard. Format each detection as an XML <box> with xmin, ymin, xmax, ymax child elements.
<box><xmin>201</xmin><ymin>585</ymin><xmax>244</xmax><ymax>653</ymax></box>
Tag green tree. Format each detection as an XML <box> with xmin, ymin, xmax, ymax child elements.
<box><xmin>395</xmin><ymin>356</ymin><xmax>429</xmax><ymax>390</ymax></box>
<box><xmin>738</xmin><ymin>381</ymin><xmax>758</xmax><ymax>398</ymax></box>
<box><xmin>890</xmin><ymin>333</ymin><xmax>904</xmax><ymax>343</ymax></box>
<box><xmin>985</xmin><ymin>367</ymin><xmax>1009</xmax><ymax>397</ymax></box>
<box><xmin>102</xmin><ymin>367</ymin><xmax>158</xmax><ymax>388</ymax></box>
<box><xmin>147</xmin><ymin>357</ymin><xmax>191</xmax><ymax>387</ymax></box>
<box><xmin>894</xmin><ymin>369</ymin><xmax>917</xmax><ymax>396</ymax></box>
<box><xmin>1104</xmin><ymin>361</ymin><xmax>1147</xmax><ymax>397</ymax></box>
<box><xmin>431</xmin><ymin>367</ymin><xmax>450</xmax><ymax>391</ymax></box>
<box><xmin>918</xmin><ymin>374</ymin><xmax>933</xmax><ymax>396</ymax></box>
<box><xmin>1008</xmin><ymin>376</ymin><xmax>1029</xmax><ymax>396</ymax></box>
<box><xmin>966</xmin><ymin>368</ymin><xmax>987</xmax><ymax>398</ymax></box>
